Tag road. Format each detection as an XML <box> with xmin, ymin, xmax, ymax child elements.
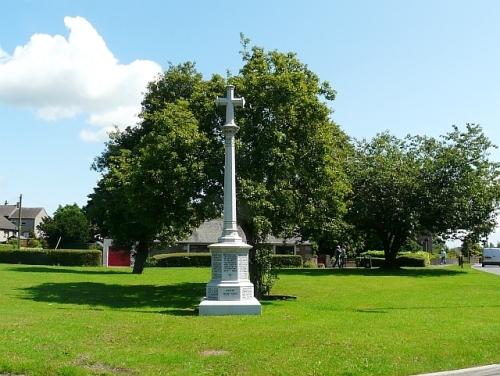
<box><xmin>472</xmin><ymin>263</ymin><xmax>500</xmax><ymax>276</ymax></box>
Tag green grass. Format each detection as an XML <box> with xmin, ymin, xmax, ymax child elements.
<box><xmin>0</xmin><ymin>264</ymin><xmax>499</xmax><ymax>375</ymax></box>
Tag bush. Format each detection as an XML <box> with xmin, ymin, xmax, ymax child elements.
<box><xmin>151</xmin><ymin>253</ymin><xmax>304</xmax><ymax>269</ymax></box>
<box><xmin>251</xmin><ymin>245</ymin><xmax>277</xmax><ymax>297</ymax></box>
<box><xmin>396</xmin><ymin>253</ymin><xmax>429</xmax><ymax>267</ymax></box>
<box><xmin>356</xmin><ymin>256</ymin><xmax>385</xmax><ymax>268</ymax></box>
<box><xmin>47</xmin><ymin>249</ymin><xmax>102</xmax><ymax>266</ymax></box>
<box><xmin>0</xmin><ymin>244</ymin><xmax>13</xmax><ymax>251</ymax></box>
<box><xmin>361</xmin><ymin>250</ymin><xmax>385</xmax><ymax>257</ymax></box>
<box><xmin>152</xmin><ymin>253</ymin><xmax>211</xmax><ymax>267</ymax></box>
<box><xmin>0</xmin><ymin>249</ymin><xmax>101</xmax><ymax>266</ymax></box>
<box><xmin>356</xmin><ymin>252</ymin><xmax>429</xmax><ymax>267</ymax></box>
<box><xmin>271</xmin><ymin>254</ymin><xmax>303</xmax><ymax>268</ymax></box>
<box><xmin>303</xmin><ymin>259</ymin><xmax>318</xmax><ymax>268</ymax></box>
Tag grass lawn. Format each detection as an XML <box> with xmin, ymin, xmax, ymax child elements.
<box><xmin>0</xmin><ymin>264</ymin><xmax>499</xmax><ymax>376</ymax></box>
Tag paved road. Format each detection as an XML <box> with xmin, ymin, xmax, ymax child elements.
<box><xmin>472</xmin><ymin>263</ymin><xmax>500</xmax><ymax>276</ymax></box>
<box><xmin>414</xmin><ymin>364</ymin><xmax>500</xmax><ymax>375</ymax></box>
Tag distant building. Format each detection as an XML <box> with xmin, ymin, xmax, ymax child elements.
<box><xmin>0</xmin><ymin>216</ymin><xmax>17</xmax><ymax>243</ymax></box>
<box><xmin>0</xmin><ymin>203</ymin><xmax>48</xmax><ymax>240</ymax></box>
<box><xmin>165</xmin><ymin>218</ymin><xmax>312</xmax><ymax>257</ymax></box>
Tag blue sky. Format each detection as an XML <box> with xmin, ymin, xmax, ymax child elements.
<box><xmin>1</xmin><ymin>0</ymin><xmax>499</xmax><ymax>244</ymax></box>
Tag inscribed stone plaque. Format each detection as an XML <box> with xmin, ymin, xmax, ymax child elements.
<box><xmin>241</xmin><ymin>287</ymin><xmax>253</xmax><ymax>300</ymax></box>
<box><xmin>218</xmin><ymin>287</ymin><xmax>240</xmax><ymax>301</ymax></box>
<box><xmin>211</xmin><ymin>252</ymin><xmax>222</xmax><ymax>280</ymax></box>
<box><xmin>207</xmin><ymin>286</ymin><xmax>218</xmax><ymax>300</ymax></box>
<box><xmin>237</xmin><ymin>253</ymin><xmax>249</xmax><ymax>279</ymax></box>
<box><xmin>222</xmin><ymin>253</ymin><xmax>238</xmax><ymax>280</ymax></box>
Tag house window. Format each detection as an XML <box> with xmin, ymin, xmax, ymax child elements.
<box><xmin>3</xmin><ymin>231</ymin><xmax>8</xmax><ymax>237</ymax></box>
<box><xmin>275</xmin><ymin>245</ymin><xmax>295</xmax><ymax>255</ymax></box>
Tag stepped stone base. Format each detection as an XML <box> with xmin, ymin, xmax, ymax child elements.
<box><xmin>199</xmin><ymin>297</ymin><xmax>262</xmax><ymax>316</ymax></box>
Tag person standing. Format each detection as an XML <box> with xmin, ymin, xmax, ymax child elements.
<box><xmin>339</xmin><ymin>246</ymin><xmax>347</xmax><ymax>268</ymax></box>
<box><xmin>333</xmin><ymin>245</ymin><xmax>341</xmax><ymax>268</ymax></box>
<box><xmin>440</xmin><ymin>249</ymin><xmax>447</xmax><ymax>265</ymax></box>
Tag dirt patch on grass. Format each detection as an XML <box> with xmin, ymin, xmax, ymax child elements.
<box><xmin>75</xmin><ymin>355</ymin><xmax>135</xmax><ymax>375</ymax></box>
<box><xmin>200</xmin><ymin>350</ymin><xmax>230</xmax><ymax>357</ymax></box>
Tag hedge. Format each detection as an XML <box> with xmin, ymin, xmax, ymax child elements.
<box><xmin>152</xmin><ymin>253</ymin><xmax>212</xmax><ymax>267</ymax></box>
<box><xmin>356</xmin><ymin>256</ymin><xmax>385</xmax><ymax>268</ymax></box>
<box><xmin>0</xmin><ymin>249</ymin><xmax>102</xmax><ymax>266</ymax></box>
<box><xmin>150</xmin><ymin>253</ymin><xmax>303</xmax><ymax>268</ymax></box>
<box><xmin>271</xmin><ymin>254</ymin><xmax>303</xmax><ymax>268</ymax></box>
<box><xmin>396</xmin><ymin>252</ymin><xmax>429</xmax><ymax>267</ymax></box>
<box><xmin>357</xmin><ymin>251</ymin><xmax>430</xmax><ymax>267</ymax></box>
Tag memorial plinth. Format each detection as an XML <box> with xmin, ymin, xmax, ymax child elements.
<box><xmin>199</xmin><ymin>85</ymin><xmax>261</xmax><ymax>316</ymax></box>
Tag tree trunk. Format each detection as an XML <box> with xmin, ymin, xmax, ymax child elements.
<box><xmin>383</xmin><ymin>248</ymin><xmax>398</xmax><ymax>269</ymax></box>
<box><xmin>382</xmin><ymin>233</ymin><xmax>405</xmax><ymax>269</ymax></box>
<box><xmin>382</xmin><ymin>233</ymin><xmax>398</xmax><ymax>269</ymax></box>
<box><xmin>132</xmin><ymin>240</ymin><xmax>148</xmax><ymax>274</ymax></box>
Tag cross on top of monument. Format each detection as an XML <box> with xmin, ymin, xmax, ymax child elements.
<box><xmin>216</xmin><ymin>85</ymin><xmax>245</xmax><ymax>127</ymax></box>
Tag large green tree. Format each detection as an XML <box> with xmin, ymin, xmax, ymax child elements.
<box><xmin>87</xmin><ymin>43</ymin><xmax>351</xmax><ymax>284</ymax></box>
<box><xmin>38</xmin><ymin>204</ymin><xmax>90</xmax><ymax>249</ymax></box>
<box><xmin>348</xmin><ymin>124</ymin><xmax>500</xmax><ymax>267</ymax></box>
<box><xmin>86</xmin><ymin>98</ymin><xmax>217</xmax><ymax>273</ymax></box>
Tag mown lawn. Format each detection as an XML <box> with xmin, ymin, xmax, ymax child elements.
<box><xmin>0</xmin><ymin>264</ymin><xmax>499</xmax><ymax>376</ymax></box>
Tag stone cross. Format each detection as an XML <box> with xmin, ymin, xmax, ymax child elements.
<box><xmin>216</xmin><ymin>85</ymin><xmax>245</xmax><ymax>127</ymax></box>
<box><xmin>198</xmin><ymin>84</ymin><xmax>261</xmax><ymax>316</ymax></box>
<box><xmin>216</xmin><ymin>85</ymin><xmax>245</xmax><ymax>243</ymax></box>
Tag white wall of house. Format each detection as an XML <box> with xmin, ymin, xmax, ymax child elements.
<box><xmin>0</xmin><ymin>229</ymin><xmax>16</xmax><ymax>243</ymax></box>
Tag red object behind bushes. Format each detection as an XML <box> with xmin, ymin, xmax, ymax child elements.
<box><xmin>108</xmin><ymin>247</ymin><xmax>130</xmax><ymax>266</ymax></box>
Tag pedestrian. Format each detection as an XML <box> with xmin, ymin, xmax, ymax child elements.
<box><xmin>440</xmin><ymin>249</ymin><xmax>447</xmax><ymax>265</ymax></box>
<box><xmin>333</xmin><ymin>245</ymin><xmax>341</xmax><ymax>268</ymax></box>
<box><xmin>339</xmin><ymin>246</ymin><xmax>347</xmax><ymax>268</ymax></box>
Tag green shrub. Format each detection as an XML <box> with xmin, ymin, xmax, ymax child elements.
<box><xmin>0</xmin><ymin>249</ymin><xmax>101</xmax><ymax>266</ymax></box>
<box><xmin>152</xmin><ymin>253</ymin><xmax>211</xmax><ymax>267</ymax></box>
<box><xmin>271</xmin><ymin>254</ymin><xmax>303</xmax><ymax>268</ymax></box>
<box><xmin>356</xmin><ymin>256</ymin><xmax>385</xmax><ymax>268</ymax></box>
<box><xmin>303</xmin><ymin>259</ymin><xmax>318</xmax><ymax>268</ymax></box>
<box><xmin>396</xmin><ymin>253</ymin><xmax>428</xmax><ymax>267</ymax></box>
<box><xmin>47</xmin><ymin>250</ymin><xmax>102</xmax><ymax>266</ymax></box>
<box><xmin>27</xmin><ymin>239</ymin><xmax>42</xmax><ymax>248</ymax></box>
<box><xmin>399</xmin><ymin>251</ymin><xmax>431</xmax><ymax>266</ymax></box>
<box><xmin>88</xmin><ymin>243</ymin><xmax>103</xmax><ymax>251</ymax></box>
<box><xmin>151</xmin><ymin>252</ymin><xmax>304</xmax><ymax>269</ymax></box>
<box><xmin>361</xmin><ymin>250</ymin><xmax>385</xmax><ymax>257</ymax></box>
<box><xmin>356</xmin><ymin>252</ymin><xmax>429</xmax><ymax>267</ymax></box>
<box><xmin>252</xmin><ymin>245</ymin><xmax>277</xmax><ymax>297</ymax></box>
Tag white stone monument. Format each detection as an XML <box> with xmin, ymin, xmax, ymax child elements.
<box><xmin>199</xmin><ymin>85</ymin><xmax>262</xmax><ymax>316</ymax></box>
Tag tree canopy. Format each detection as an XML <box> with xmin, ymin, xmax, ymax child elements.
<box><xmin>348</xmin><ymin>124</ymin><xmax>500</xmax><ymax>267</ymax></box>
<box><xmin>87</xmin><ymin>43</ymin><xmax>352</xmax><ymax>277</ymax></box>
<box><xmin>38</xmin><ymin>204</ymin><xmax>90</xmax><ymax>249</ymax></box>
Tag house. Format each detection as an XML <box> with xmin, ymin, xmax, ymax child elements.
<box><xmin>0</xmin><ymin>216</ymin><xmax>17</xmax><ymax>243</ymax></box>
<box><xmin>163</xmin><ymin>218</ymin><xmax>312</xmax><ymax>257</ymax></box>
<box><xmin>0</xmin><ymin>203</ymin><xmax>48</xmax><ymax>240</ymax></box>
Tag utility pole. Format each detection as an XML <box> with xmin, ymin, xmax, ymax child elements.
<box><xmin>17</xmin><ymin>194</ymin><xmax>22</xmax><ymax>250</ymax></box>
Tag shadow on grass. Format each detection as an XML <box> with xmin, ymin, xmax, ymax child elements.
<box><xmin>21</xmin><ymin>281</ymin><xmax>205</xmax><ymax>316</ymax></box>
<box><xmin>278</xmin><ymin>267</ymin><xmax>466</xmax><ymax>278</ymax></box>
<box><xmin>7</xmin><ymin>266</ymin><xmax>131</xmax><ymax>275</ymax></box>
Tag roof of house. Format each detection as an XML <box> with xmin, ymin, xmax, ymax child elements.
<box><xmin>179</xmin><ymin>219</ymin><xmax>247</xmax><ymax>244</ymax></box>
<box><xmin>179</xmin><ymin>218</ymin><xmax>309</xmax><ymax>246</ymax></box>
<box><xmin>0</xmin><ymin>205</ymin><xmax>17</xmax><ymax>218</ymax></box>
<box><xmin>8</xmin><ymin>207</ymin><xmax>47</xmax><ymax>220</ymax></box>
<box><xmin>0</xmin><ymin>216</ymin><xmax>17</xmax><ymax>231</ymax></box>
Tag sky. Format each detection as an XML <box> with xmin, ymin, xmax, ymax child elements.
<box><xmin>1</xmin><ymin>0</ymin><xmax>500</xmax><ymax>245</ymax></box>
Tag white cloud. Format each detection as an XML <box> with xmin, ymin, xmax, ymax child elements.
<box><xmin>0</xmin><ymin>16</ymin><xmax>162</xmax><ymax>141</ymax></box>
